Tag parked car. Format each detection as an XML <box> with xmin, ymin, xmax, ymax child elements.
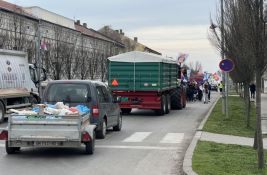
<box><xmin>42</xmin><ymin>80</ymin><xmax>122</xmax><ymax>139</ymax></box>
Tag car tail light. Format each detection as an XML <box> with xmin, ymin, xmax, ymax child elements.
<box><xmin>0</xmin><ymin>130</ymin><xmax>8</xmax><ymax>140</ymax></box>
<box><xmin>92</xmin><ymin>105</ymin><xmax>99</xmax><ymax>118</ymax></box>
<box><xmin>82</xmin><ymin>131</ymin><xmax>91</xmax><ymax>142</ymax></box>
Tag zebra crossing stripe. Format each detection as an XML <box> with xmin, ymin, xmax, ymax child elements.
<box><xmin>123</xmin><ymin>132</ymin><xmax>152</xmax><ymax>142</ymax></box>
<box><xmin>160</xmin><ymin>133</ymin><xmax>184</xmax><ymax>143</ymax></box>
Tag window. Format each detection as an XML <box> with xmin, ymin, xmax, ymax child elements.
<box><xmin>96</xmin><ymin>86</ymin><xmax>105</xmax><ymax>103</ymax></box>
<box><xmin>101</xmin><ymin>86</ymin><xmax>111</xmax><ymax>103</ymax></box>
<box><xmin>46</xmin><ymin>83</ymin><xmax>89</xmax><ymax>103</ymax></box>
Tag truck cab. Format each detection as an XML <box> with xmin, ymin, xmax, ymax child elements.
<box><xmin>0</xmin><ymin>49</ymin><xmax>46</xmax><ymax>122</ymax></box>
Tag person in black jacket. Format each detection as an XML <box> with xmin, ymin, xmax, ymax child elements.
<box><xmin>250</xmin><ymin>83</ymin><xmax>256</xmax><ymax>99</ymax></box>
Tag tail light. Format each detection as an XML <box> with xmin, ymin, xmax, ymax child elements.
<box><xmin>92</xmin><ymin>105</ymin><xmax>99</xmax><ymax>118</ymax></box>
<box><xmin>0</xmin><ymin>130</ymin><xmax>8</xmax><ymax>140</ymax></box>
<box><xmin>82</xmin><ymin>131</ymin><xmax>91</xmax><ymax>142</ymax></box>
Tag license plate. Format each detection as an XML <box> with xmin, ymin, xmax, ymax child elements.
<box><xmin>121</xmin><ymin>97</ymin><xmax>128</xmax><ymax>101</ymax></box>
<box><xmin>34</xmin><ymin>141</ymin><xmax>61</xmax><ymax>146</ymax></box>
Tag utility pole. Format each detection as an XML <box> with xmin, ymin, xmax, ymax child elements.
<box><xmin>221</xmin><ymin>0</ymin><xmax>227</xmax><ymax>117</ymax></box>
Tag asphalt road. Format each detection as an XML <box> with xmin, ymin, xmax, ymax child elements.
<box><xmin>0</xmin><ymin>92</ymin><xmax>219</xmax><ymax>175</ymax></box>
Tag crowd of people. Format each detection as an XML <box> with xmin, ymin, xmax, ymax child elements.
<box><xmin>186</xmin><ymin>81</ymin><xmax>211</xmax><ymax>104</ymax></box>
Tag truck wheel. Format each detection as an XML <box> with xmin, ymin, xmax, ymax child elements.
<box><xmin>121</xmin><ymin>108</ymin><xmax>132</xmax><ymax>114</ymax></box>
<box><xmin>0</xmin><ymin>102</ymin><xmax>5</xmax><ymax>123</ymax></box>
<box><xmin>85</xmin><ymin>131</ymin><xmax>95</xmax><ymax>155</ymax></box>
<box><xmin>155</xmin><ymin>95</ymin><xmax>165</xmax><ymax>116</ymax></box>
<box><xmin>96</xmin><ymin>119</ymin><xmax>107</xmax><ymax>139</ymax></box>
<box><xmin>113</xmin><ymin>114</ymin><xmax>122</xmax><ymax>131</ymax></box>
<box><xmin>171</xmin><ymin>88</ymin><xmax>183</xmax><ymax>110</ymax></box>
<box><xmin>165</xmin><ymin>95</ymin><xmax>171</xmax><ymax>114</ymax></box>
<box><xmin>5</xmin><ymin>141</ymin><xmax>16</xmax><ymax>154</ymax></box>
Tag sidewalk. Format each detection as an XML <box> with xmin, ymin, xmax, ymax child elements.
<box><xmin>183</xmin><ymin>93</ymin><xmax>267</xmax><ymax>175</ymax></box>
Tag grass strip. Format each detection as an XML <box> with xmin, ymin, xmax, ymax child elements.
<box><xmin>203</xmin><ymin>96</ymin><xmax>256</xmax><ymax>137</ymax></box>
<box><xmin>193</xmin><ymin>141</ymin><xmax>266</xmax><ymax>175</ymax></box>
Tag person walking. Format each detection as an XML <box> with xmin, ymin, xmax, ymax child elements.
<box><xmin>249</xmin><ymin>83</ymin><xmax>256</xmax><ymax>99</ymax></box>
<box><xmin>218</xmin><ymin>81</ymin><xmax>223</xmax><ymax>95</ymax></box>
<box><xmin>203</xmin><ymin>81</ymin><xmax>209</xmax><ymax>104</ymax></box>
<box><xmin>208</xmin><ymin>82</ymin><xmax>211</xmax><ymax>101</ymax></box>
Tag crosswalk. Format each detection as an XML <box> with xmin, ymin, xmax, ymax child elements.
<box><xmin>0</xmin><ymin>132</ymin><xmax>185</xmax><ymax>148</ymax></box>
<box><xmin>122</xmin><ymin>132</ymin><xmax>184</xmax><ymax>144</ymax></box>
<box><xmin>123</xmin><ymin>132</ymin><xmax>152</xmax><ymax>142</ymax></box>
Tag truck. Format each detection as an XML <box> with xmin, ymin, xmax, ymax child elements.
<box><xmin>0</xmin><ymin>49</ymin><xmax>46</xmax><ymax>123</ymax></box>
<box><xmin>107</xmin><ymin>51</ymin><xmax>187</xmax><ymax>115</ymax></box>
<box><xmin>0</xmin><ymin>107</ymin><xmax>96</xmax><ymax>155</ymax></box>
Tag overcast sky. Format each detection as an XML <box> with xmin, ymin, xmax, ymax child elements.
<box><xmin>7</xmin><ymin>0</ymin><xmax>220</xmax><ymax>73</ymax></box>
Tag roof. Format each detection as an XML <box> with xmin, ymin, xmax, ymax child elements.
<box><xmin>47</xmin><ymin>80</ymin><xmax>106</xmax><ymax>86</ymax></box>
<box><xmin>108</xmin><ymin>51</ymin><xmax>176</xmax><ymax>64</ymax></box>
<box><xmin>0</xmin><ymin>0</ymin><xmax>20</xmax><ymax>12</ymax></box>
<box><xmin>75</xmin><ymin>24</ymin><xmax>124</xmax><ymax>47</ymax></box>
<box><xmin>0</xmin><ymin>0</ymin><xmax>37</xmax><ymax>19</ymax></box>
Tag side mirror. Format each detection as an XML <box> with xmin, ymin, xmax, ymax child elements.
<box><xmin>40</xmin><ymin>68</ymin><xmax>47</xmax><ymax>81</ymax></box>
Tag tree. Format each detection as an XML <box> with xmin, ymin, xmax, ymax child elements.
<box><xmin>210</xmin><ymin>0</ymin><xmax>267</xmax><ymax>169</ymax></box>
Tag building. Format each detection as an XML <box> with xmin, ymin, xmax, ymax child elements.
<box><xmin>98</xmin><ymin>26</ymin><xmax>161</xmax><ymax>55</ymax></box>
<box><xmin>0</xmin><ymin>0</ymin><xmax>124</xmax><ymax>80</ymax></box>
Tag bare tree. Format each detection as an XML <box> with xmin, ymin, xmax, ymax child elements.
<box><xmin>209</xmin><ymin>0</ymin><xmax>267</xmax><ymax>169</ymax></box>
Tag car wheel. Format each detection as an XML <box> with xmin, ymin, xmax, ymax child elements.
<box><xmin>96</xmin><ymin>119</ymin><xmax>106</xmax><ymax>139</ymax></box>
<box><xmin>85</xmin><ymin>131</ymin><xmax>95</xmax><ymax>155</ymax></box>
<box><xmin>0</xmin><ymin>102</ymin><xmax>5</xmax><ymax>123</ymax></box>
<box><xmin>5</xmin><ymin>141</ymin><xmax>16</xmax><ymax>154</ymax></box>
<box><xmin>113</xmin><ymin>114</ymin><xmax>122</xmax><ymax>131</ymax></box>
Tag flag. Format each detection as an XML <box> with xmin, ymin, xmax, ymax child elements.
<box><xmin>177</xmin><ymin>53</ymin><xmax>189</xmax><ymax>64</ymax></box>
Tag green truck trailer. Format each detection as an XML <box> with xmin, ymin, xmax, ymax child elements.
<box><xmin>108</xmin><ymin>51</ymin><xmax>186</xmax><ymax>115</ymax></box>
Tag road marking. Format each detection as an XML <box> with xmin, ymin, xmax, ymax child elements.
<box><xmin>160</xmin><ymin>133</ymin><xmax>184</xmax><ymax>144</ymax></box>
<box><xmin>96</xmin><ymin>145</ymin><xmax>179</xmax><ymax>150</ymax></box>
<box><xmin>123</xmin><ymin>132</ymin><xmax>151</xmax><ymax>142</ymax></box>
<box><xmin>0</xmin><ymin>143</ymin><xmax>180</xmax><ymax>151</ymax></box>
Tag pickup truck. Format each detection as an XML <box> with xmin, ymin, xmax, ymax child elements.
<box><xmin>0</xmin><ymin>99</ymin><xmax>96</xmax><ymax>155</ymax></box>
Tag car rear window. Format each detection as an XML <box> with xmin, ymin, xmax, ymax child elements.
<box><xmin>45</xmin><ymin>83</ymin><xmax>90</xmax><ymax>103</ymax></box>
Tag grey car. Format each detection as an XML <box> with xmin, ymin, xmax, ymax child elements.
<box><xmin>42</xmin><ymin>80</ymin><xmax>122</xmax><ymax>139</ymax></box>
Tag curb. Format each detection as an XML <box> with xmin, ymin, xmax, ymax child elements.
<box><xmin>182</xmin><ymin>97</ymin><xmax>220</xmax><ymax>175</ymax></box>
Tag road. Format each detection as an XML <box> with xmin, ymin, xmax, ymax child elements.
<box><xmin>0</xmin><ymin>92</ymin><xmax>219</xmax><ymax>175</ymax></box>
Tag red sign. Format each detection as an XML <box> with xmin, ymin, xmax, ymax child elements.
<box><xmin>112</xmin><ymin>79</ymin><xmax>119</xmax><ymax>86</ymax></box>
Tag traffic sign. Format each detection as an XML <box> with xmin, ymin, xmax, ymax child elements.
<box><xmin>112</xmin><ymin>79</ymin><xmax>119</xmax><ymax>86</ymax></box>
<box><xmin>219</xmin><ymin>59</ymin><xmax>234</xmax><ymax>72</ymax></box>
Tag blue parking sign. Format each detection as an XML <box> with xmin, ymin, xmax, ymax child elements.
<box><xmin>219</xmin><ymin>59</ymin><xmax>234</xmax><ymax>72</ymax></box>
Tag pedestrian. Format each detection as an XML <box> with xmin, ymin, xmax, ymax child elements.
<box><xmin>208</xmin><ymin>82</ymin><xmax>211</xmax><ymax>101</ymax></box>
<box><xmin>249</xmin><ymin>83</ymin><xmax>256</xmax><ymax>99</ymax></box>
<box><xmin>218</xmin><ymin>81</ymin><xmax>223</xmax><ymax>94</ymax></box>
<box><xmin>203</xmin><ymin>81</ymin><xmax>209</xmax><ymax>104</ymax></box>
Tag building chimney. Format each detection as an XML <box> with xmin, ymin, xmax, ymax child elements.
<box><xmin>83</xmin><ymin>23</ymin><xmax>87</xmax><ymax>28</ymax></box>
<box><xmin>119</xmin><ymin>29</ymin><xmax>123</xmax><ymax>34</ymax></box>
<box><xmin>76</xmin><ymin>20</ymin><xmax>80</xmax><ymax>25</ymax></box>
<box><xmin>134</xmin><ymin>37</ymin><xmax>138</xmax><ymax>42</ymax></box>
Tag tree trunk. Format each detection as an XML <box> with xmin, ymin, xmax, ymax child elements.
<box><xmin>255</xmin><ymin>70</ymin><xmax>264</xmax><ymax>169</ymax></box>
